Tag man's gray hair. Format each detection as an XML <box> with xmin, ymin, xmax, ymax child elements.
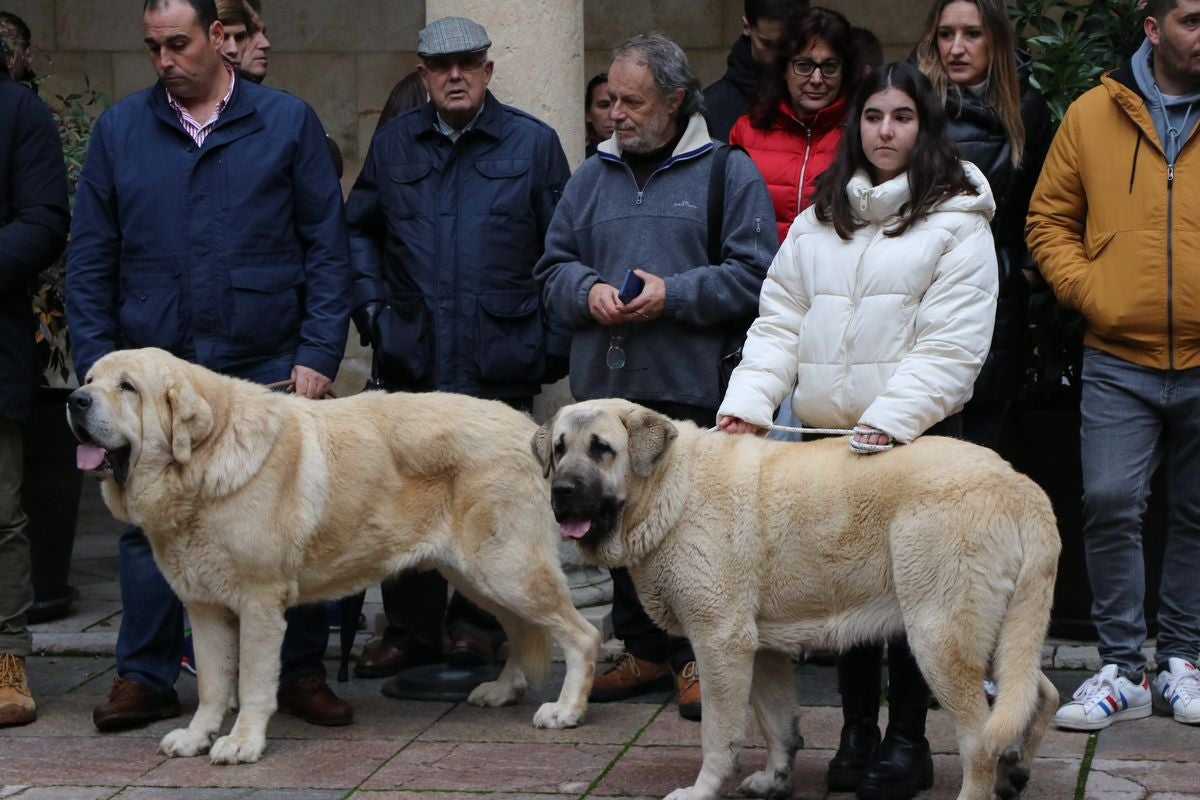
<box><xmin>611</xmin><ymin>33</ymin><xmax>704</xmax><ymax>120</ymax></box>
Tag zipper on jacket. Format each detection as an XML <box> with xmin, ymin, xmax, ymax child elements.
<box><xmin>1167</xmin><ymin>161</ymin><xmax>1176</xmax><ymax>369</ymax></box>
<box><xmin>796</xmin><ymin>128</ymin><xmax>813</xmax><ymax>215</ymax></box>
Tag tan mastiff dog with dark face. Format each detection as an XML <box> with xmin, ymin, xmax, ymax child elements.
<box><xmin>66</xmin><ymin>348</ymin><xmax>600</xmax><ymax>764</ymax></box>
<box><xmin>533</xmin><ymin>398</ymin><xmax>1061</xmax><ymax>800</ymax></box>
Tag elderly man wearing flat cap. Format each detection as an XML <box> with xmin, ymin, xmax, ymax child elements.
<box><xmin>345</xmin><ymin>17</ymin><xmax>572</xmax><ymax>688</ymax></box>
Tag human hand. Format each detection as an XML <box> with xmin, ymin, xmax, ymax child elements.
<box><xmin>617</xmin><ymin>269</ymin><xmax>665</xmax><ymax>322</ymax></box>
<box><xmin>717</xmin><ymin>415</ymin><xmax>762</xmax><ymax>435</ymax></box>
<box><xmin>292</xmin><ymin>365</ymin><xmax>332</xmax><ymax>399</ymax></box>
<box><xmin>850</xmin><ymin>424</ymin><xmax>892</xmax><ymax>454</ymax></box>
<box><xmin>588</xmin><ymin>281</ymin><xmax>625</xmax><ymax>325</ymax></box>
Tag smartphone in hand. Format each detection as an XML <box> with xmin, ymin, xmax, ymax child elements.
<box><xmin>617</xmin><ymin>269</ymin><xmax>645</xmax><ymax>304</ymax></box>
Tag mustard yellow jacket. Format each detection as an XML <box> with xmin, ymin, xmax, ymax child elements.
<box><xmin>1026</xmin><ymin>66</ymin><xmax>1200</xmax><ymax>370</ymax></box>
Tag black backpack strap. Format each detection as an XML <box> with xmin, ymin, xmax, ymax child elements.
<box><xmin>706</xmin><ymin>144</ymin><xmax>744</xmax><ymax>265</ymax></box>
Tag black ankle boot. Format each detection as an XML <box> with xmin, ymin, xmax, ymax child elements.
<box><xmin>828</xmin><ymin>719</ymin><xmax>881</xmax><ymax>791</ymax></box>
<box><xmin>855</xmin><ymin>725</ymin><xmax>933</xmax><ymax>800</ymax></box>
<box><xmin>828</xmin><ymin>644</ymin><xmax>883</xmax><ymax>792</ymax></box>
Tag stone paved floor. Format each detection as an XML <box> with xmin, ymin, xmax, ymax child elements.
<box><xmin>3</xmin><ymin>659</ymin><xmax>1200</xmax><ymax>799</ymax></box>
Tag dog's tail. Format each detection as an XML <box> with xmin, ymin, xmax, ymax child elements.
<box><xmin>981</xmin><ymin>479</ymin><xmax>1061</xmax><ymax>755</ymax></box>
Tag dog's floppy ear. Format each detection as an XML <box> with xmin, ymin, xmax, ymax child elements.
<box><xmin>625</xmin><ymin>406</ymin><xmax>677</xmax><ymax>478</ymax></box>
<box><xmin>531</xmin><ymin>416</ymin><xmax>556</xmax><ymax>478</ymax></box>
<box><xmin>166</xmin><ymin>377</ymin><xmax>214</xmax><ymax>464</ymax></box>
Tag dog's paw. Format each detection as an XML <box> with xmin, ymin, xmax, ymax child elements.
<box><xmin>159</xmin><ymin>727</ymin><xmax>213</xmax><ymax>758</ymax></box>
<box><xmin>467</xmin><ymin>679</ymin><xmax>524</xmax><ymax>707</ymax></box>
<box><xmin>533</xmin><ymin>701</ymin><xmax>583</xmax><ymax>729</ymax></box>
<box><xmin>737</xmin><ymin>769</ymin><xmax>792</xmax><ymax>799</ymax></box>
<box><xmin>664</xmin><ymin>786</ymin><xmax>716</xmax><ymax>800</ymax></box>
<box><xmin>209</xmin><ymin>732</ymin><xmax>266</xmax><ymax>765</ymax></box>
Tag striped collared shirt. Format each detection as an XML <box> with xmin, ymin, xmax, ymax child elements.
<box><xmin>166</xmin><ymin>62</ymin><xmax>236</xmax><ymax>147</ymax></box>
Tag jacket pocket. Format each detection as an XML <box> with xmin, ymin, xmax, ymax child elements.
<box><xmin>475</xmin><ymin>290</ymin><xmax>544</xmax><ymax>382</ymax></box>
<box><xmin>119</xmin><ymin>269</ymin><xmax>186</xmax><ymax>351</ymax></box>
<box><xmin>228</xmin><ymin>265</ymin><xmax>305</xmax><ymax>351</ymax></box>
<box><xmin>386</xmin><ymin>163</ymin><xmax>433</xmax><ymax>220</ymax></box>
<box><xmin>376</xmin><ymin>292</ymin><xmax>432</xmax><ymax>387</ymax></box>
<box><xmin>474</xmin><ymin>159</ymin><xmax>531</xmax><ymax>215</ymax></box>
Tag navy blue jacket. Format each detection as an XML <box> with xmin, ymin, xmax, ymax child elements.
<box><xmin>0</xmin><ymin>72</ymin><xmax>69</xmax><ymax>423</ymax></box>
<box><xmin>345</xmin><ymin>92</ymin><xmax>570</xmax><ymax>398</ymax></box>
<box><xmin>66</xmin><ymin>77</ymin><xmax>350</xmax><ymax>382</ymax></box>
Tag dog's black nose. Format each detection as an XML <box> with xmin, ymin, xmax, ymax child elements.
<box><xmin>551</xmin><ymin>484</ymin><xmax>575</xmax><ymax>503</ymax></box>
<box><xmin>68</xmin><ymin>390</ymin><xmax>92</xmax><ymax>412</ymax></box>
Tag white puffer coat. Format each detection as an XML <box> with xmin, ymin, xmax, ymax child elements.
<box><xmin>718</xmin><ymin>162</ymin><xmax>998</xmax><ymax>443</ymax></box>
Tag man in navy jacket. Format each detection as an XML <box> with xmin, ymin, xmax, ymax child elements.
<box><xmin>67</xmin><ymin>0</ymin><xmax>352</xmax><ymax>731</ymax></box>
<box><xmin>0</xmin><ymin>48</ymin><xmax>70</xmax><ymax>728</ymax></box>
<box><xmin>344</xmin><ymin>16</ymin><xmax>571</xmax><ymax>681</ymax></box>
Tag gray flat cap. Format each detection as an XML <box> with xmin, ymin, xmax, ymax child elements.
<box><xmin>418</xmin><ymin>16</ymin><xmax>491</xmax><ymax>57</ymax></box>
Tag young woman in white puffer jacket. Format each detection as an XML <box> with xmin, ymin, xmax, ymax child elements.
<box><xmin>717</xmin><ymin>62</ymin><xmax>998</xmax><ymax>800</ymax></box>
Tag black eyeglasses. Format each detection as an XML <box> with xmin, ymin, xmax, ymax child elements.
<box><xmin>790</xmin><ymin>59</ymin><xmax>844</xmax><ymax>78</ymax></box>
<box><xmin>423</xmin><ymin>52</ymin><xmax>489</xmax><ymax>74</ymax></box>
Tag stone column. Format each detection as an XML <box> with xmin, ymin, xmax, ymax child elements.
<box><xmin>425</xmin><ymin>0</ymin><xmax>610</xmax><ymax>613</ymax></box>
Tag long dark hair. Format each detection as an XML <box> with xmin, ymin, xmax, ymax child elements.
<box><xmin>812</xmin><ymin>61</ymin><xmax>974</xmax><ymax>240</ymax></box>
<box><xmin>749</xmin><ymin>6</ymin><xmax>858</xmax><ymax>130</ymax></box>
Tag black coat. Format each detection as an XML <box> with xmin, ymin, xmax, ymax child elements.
<box><xmin>0</xmin><ymin>71</ymin><xmax>69</xmax><ymax>423</ymax></box>
<box><xmin>703</xmin><ymin>36</ymin><xmax>764</xmax><ymax>142</ymax></box>
<box><xmin>947</xmin><ymin>52</ymin><xmax>1052</xmax><ymax>407</ymax></box>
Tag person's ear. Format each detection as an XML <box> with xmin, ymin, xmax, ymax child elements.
<box><xmin>1145</xmin><ymin>13</ymin><xmax>1161</xmax><ymax>48</ymax></box>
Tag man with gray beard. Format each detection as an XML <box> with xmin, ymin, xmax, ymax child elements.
<box><xmin>535</xmin><ymin>32</ymin><xmax>774</xmax><ymax>721</ymax></box>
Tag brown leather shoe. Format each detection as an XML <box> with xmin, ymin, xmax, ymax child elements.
<box><xmin>355</xmin><ymin>634</ymin><xmax>442</xmax><ymax>678</ymax></box>
<box><xmin>589</xmin><ymin>652</ymin><xmax>674</xmax><ymax>702</ymax></box>
<box><xmin>676</xmin><ymin>660</ymin><xmax>701</xmax><ymax>721</ymax></box>
<box><xmin>446</xmin><ymin>631</ymin><xmax>499</xmax><ymax>667</ymax></box>
<box><xmin>277</xmin><ymin>676</ymin><xmax>353</xmax><ymax>726</ymax></box>
<box><xmin>92</xmin><ymin>676</ymin><xmax>181</xmax><ymax>732</ymax></box>
<box><xmin>0</xmin><ymin>653</ymin><xmax>37</xmax><ymax>728</ymax></box>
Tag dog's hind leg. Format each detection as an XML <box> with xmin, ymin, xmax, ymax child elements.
<box><xmin>738</xmin><ymin>650</ymin><xmax>802</xmax><ymax>799</ymax></box>
<box><xmin>466</xmin><ymin>607</ymin><xmax>531</xmax><ymax>708</ymax></box>
<box><xmin>907</xmin><ymin>625</ymin><xmax>994</xmax><ymax>800</ymax></box>
<box><xmin>666</xmin><ymin>635</ymin><xmax>757</xmax><ymax>800</ymax></box>
<box><xmin>160</xmin><ymin>602</ymin><xmax>237</xmax><ymax>759</ymax></box>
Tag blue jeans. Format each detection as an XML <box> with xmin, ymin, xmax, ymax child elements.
<box><xmin>115</xmin><ymin>356</ymin><xmax>328</xmax><ymax>691</ymax></box>
<box><xmin>1080</xmin><ymin>348</ymin><xmax>1200</xmax><ymax>680</ymax></box>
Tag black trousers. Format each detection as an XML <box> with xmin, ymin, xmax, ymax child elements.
<box><xmin>376</xmin><ymin>395</ymin><xmax>534</xmax><ymax>647</ymax></box>
<box><xmin>609</xmin><ymin>399</ymin><xmax>713</xmax><ymax>673</ymax></box>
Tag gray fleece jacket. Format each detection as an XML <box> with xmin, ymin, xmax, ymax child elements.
<box><xmin>534</xmin><ymin>113</ymin><xmax>776</xmax><ymax>412</ymax></box>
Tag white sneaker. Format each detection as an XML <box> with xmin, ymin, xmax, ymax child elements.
<box><xmin>1151</xmin><ymin>657</ymin><xmax>1200</xmax><ymax>725</ymax></box>
<box><xmin>1054</xmin><ymin>664</ymin><xmax>1151</xmax><ymax>731</ymax></box>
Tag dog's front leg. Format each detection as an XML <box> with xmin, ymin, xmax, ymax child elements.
<box><xmin>665</xmin><ymin>637</ymin><xmax>757</xmax><ymax>800</ymax></box>
<box><xmin>209</xmin><ymin>596</ymin><xmax>287</xmax><ymax>764</ymax></box>
<box><xmin>160</xmin><ymin>602</ymin><xmax>237</xmax><ymax>758</ymax></box>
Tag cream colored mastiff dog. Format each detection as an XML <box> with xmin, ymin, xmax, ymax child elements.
<box><xmin>66</xmin><ymin>348</ymin><xmax>600</xmax><ymax>764</ymax></box>
<box><xmin>533</xmin><ymin>399</ymin><xmax>1061</xmax><ymax>800</ymax></box>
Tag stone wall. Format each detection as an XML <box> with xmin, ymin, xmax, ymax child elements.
<box><xmin>8</xmin><ymin>0</ymin><xmax>929</xmax><ymax>193</ymax></box>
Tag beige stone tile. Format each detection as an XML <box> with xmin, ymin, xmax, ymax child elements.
<box><xmin>112</xmin><ymin>51</ymin><xmax>156</xmax><ymax>103</ymax></box>
<box><xmin>35</xmin><ymin>51</ymin><xmax>114</xmax><ymax>106</ymax></box>
<box><xmin>691</xmin><ymin>48</ymin><xmax>728</xmax><ymax>89</ymax></box>
<box><xmin>355</xmin><ymin>52</ymin><xmax>422</xmax><ymax>121</ymax></box>
<box><xmin>4</xmin><ymin>789</ymin><xmax>113</xmax><ymax>800</ymax></box>
<box><xmin>347</xmin><ymin>794</ymin><xmax>582</xmax><ymax>800</ymax></box>
<box><xmin>654</xmin><ymin>0</ymin><xmax>725</xmax><ymax>49</ymax></box>
<box><xmin>264</xmin><ymin>0</ymin><xmax>422</xmax><ymax>53</ymax></box>
<box><xmin>3</xmin><ymin>0</ymin><xmax>56</xmax><ymax>51</ymax></box>
<box><xmin>362</xmin><ymin>740</ymin><xmax>620</xmax><ymax>793</ymax></box>
<box><xmin>418</xmin><ymin>700</ymin><xmax>657</xmax><ymax>745</ymax></box>
<box><xmin>139</xmin><ymin>739</ymin><xmax>400</xmax><ymax>790</ymax></box>
<box><xmin>1094</xmin><ymin>714</ymin><xmax>1200</xmax><ymax>761</ymax></box>
<box><xmin>592</xmin><ymin>745</ymin><xmax>828</xmax><ymax>799</ymax></box>
<box><xmin>57</xmin><ymin>1</ymin><xmax>145</xmax><ymax>52</ymax></box>
<box><xmin>267</xmin><ymin>52</ymin><xmax>358</xmax><ymax>162</ymax></box>
<box><xmin>824</xmin><ymin>0</ymin><xmax>927</xmax><ymax>46</ymax></box>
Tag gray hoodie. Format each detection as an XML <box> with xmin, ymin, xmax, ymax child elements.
<box><xmin>1131</xmin><ymin>37</ymin><xmax>1200</xmax><ymax>163</ymax></box>
<box><xmin>535</xmin><ymin>113</ymin><xmax>776</xmax><ymax>412</ymax></box>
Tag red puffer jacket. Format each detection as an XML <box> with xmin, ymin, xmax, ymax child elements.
<box><xmin>730</xmin><ymin>97</ymin><xmax>847</xmax><ymax>242</ymax></box>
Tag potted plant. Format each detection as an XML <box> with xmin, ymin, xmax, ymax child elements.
<box><xmin>21</xmin><ymin>79</ymin><xmax>107</xmax><ymax>623</ymax></box>
<box><xmin>1006</xmin><ymin>0</ymin><xmax>1165</xmax><ymax>638</ymax></box>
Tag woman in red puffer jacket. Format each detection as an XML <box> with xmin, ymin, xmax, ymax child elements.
<box><xmin>730</xmin><ymin>6</ymin><xmax>859</xmax><ymax>243</ymax></box>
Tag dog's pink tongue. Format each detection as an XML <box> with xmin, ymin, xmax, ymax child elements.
<box><xmin>76</xmin><ymin>444</ymin><xmax>106</xmax><ymax>471</ymax></box>
<box><xmin>559</xmin><ymin>520</ymin><xmax>591</xmax><ymax>540</ymax></box>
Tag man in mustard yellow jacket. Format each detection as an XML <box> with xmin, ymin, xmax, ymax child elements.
<box><xmin>1027</xmin><ymin>0</ymin><xmax>1200</xmax><ymax>732</ymax></box>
